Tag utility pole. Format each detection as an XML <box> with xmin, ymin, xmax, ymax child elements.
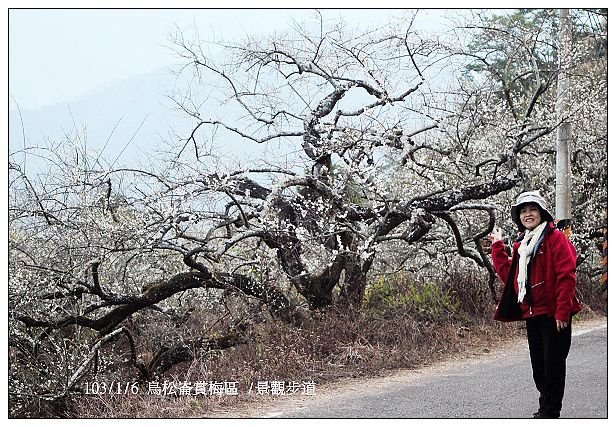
<box><xmin>556</xmin><ymin>8</ymin><xmax>573</xmax><ymax>237</ymax></box>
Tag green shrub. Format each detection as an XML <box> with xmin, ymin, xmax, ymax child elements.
<box><xmin>363</xmin><ymin>273</ymin><xmax>460</xmax><ymax>320</ymax></box>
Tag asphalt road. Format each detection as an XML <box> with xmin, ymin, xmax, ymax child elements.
<box><xmin>247</xmin><ymin>319</ymin><xmax>607</xmax><ymax>419</ymax></box>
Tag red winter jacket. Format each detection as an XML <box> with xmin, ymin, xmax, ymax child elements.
<box><xmin>492</xmin><ymin>222</ymin><xmax>582</xmax><ymax>322</ymax></box>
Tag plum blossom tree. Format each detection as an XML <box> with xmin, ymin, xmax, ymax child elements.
<box><xmin>163</xmin><ymin>10</ymin><xmax>528</xmax><ymax>306</ymax></box>
<box><xmin>8</xmin><ymin>9</ymin><xmax>606</xmax><ymax>413</ymax></box>
<box><xmin>451</xmin><ymin>8</ymin><xmax>607</xmax><ymax>273</ymax></box>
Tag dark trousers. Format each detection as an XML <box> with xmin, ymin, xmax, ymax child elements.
<box><xmin>525</xmin><ymin>315</ymin><xmax>572</xmax><ymax>417</ymax></box>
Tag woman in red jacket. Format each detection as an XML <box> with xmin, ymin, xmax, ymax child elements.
<box><xmin>489</xmin><ymin>190</ymin><xmax>582</xmax><ymax>419</ymax></box>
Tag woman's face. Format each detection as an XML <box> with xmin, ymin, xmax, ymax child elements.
<box><xmin>519</xmin><ymin>203</ymin><xmax>542</xmax><ymax>230</ymax></box>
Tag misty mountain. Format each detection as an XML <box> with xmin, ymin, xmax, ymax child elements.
<box><xmin>8</xmin><ymin>66</ymin><xmax>279</xmax><ymax>173</ymax></box>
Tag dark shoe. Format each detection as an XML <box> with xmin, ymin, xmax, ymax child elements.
<box><xmin>533</xmin><ymin>411</ymin><xmax>559</xmax><ymax>419</ymax></box>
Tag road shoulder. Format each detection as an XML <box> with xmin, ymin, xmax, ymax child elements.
<box><xmin>213</xmin><ymin>316</ymin><xmax>607</xmax><ymax>418</ymax></box>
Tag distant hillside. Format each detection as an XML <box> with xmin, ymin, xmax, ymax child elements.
<box><xmin>9</xmin><ymin>68</ymin><xmax>194</xmax><ymax>170</ymax></box>
<box><xmin>9</xmin><ymin>66</ymin><xmax>282</xmax><ymax>174</ymax></box>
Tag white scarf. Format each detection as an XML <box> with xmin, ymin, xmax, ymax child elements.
<box><xmin>516</xmin><ymin>221</ymin><xmax>547</xmax><ymax>303</ymax></box>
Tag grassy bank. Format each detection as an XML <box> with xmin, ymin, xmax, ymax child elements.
<box><xmin>62</xmin><ymin>272</ymin><xmax>605</xmax><ymax>418</ymax></box>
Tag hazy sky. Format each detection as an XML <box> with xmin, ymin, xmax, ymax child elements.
<box><xmin>8</xmin><ymin>4</ymin><xmax>482</xmax><ymax>172</ymax></box>
<box><xmin>7</xmin><ymin>2</ymin><xmax>582</xmax><ymax>110</ymax></box>
<box><xmin>8</xmin><ymin>7</ymin><xmax>426</xmax><ymax>110</ymax></box>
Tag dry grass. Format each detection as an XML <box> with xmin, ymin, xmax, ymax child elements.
<box><xmin>68</xmin><ymin>315</ymin><xmax>525</xmax><ymax>417</ymax></box>
<box><xmin>17</xmin><ymin>267</ymin><xmax>606</xmax><ymax>418</ymax></box>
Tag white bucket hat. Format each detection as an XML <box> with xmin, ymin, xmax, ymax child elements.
<box><xmin>510</xmin><ymin>190</ymin><xmax>554</xmax><ymax>230</ymax></box>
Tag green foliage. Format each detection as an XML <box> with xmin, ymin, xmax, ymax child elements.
<box><xmin>463</xmin><ymin>9</ymin><xmax>606</xmax><ymax>114</ymax></box>
<box><xmin>363</xmin><ymin>273</ymin><xmax>460</xmax><ymax>320</ymax></box>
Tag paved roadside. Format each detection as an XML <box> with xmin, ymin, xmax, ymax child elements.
<box><xmin>227</xmin><ymin>318</ymin><xmax>607</xmax><ymax>419</ymax></box>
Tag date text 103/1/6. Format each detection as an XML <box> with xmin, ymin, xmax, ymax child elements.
<box><xmin>84</xmin><ymin>381</ymin><xmax>140</xmax><ymax>395</ymax></box>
